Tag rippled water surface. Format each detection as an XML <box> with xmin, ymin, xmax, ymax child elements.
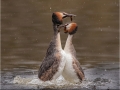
<box><xmin>1</xmin><ymin>0</ymin><xmax>119</xmax><ymax>89</ymax></box>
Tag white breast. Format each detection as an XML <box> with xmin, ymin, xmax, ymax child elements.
<box><xmin>52</xmin><ymin>50</ymin><xmax>66</xmax><ymax>80</ymax></box>
<box><xmin>62</xmin><ymin>52</ymin><xmax>79</xmax><ymax>83</ymax></box>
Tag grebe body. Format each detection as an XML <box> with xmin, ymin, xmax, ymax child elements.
<box><xmin>38</xmin><ymin>12</ymin><xmax>75</xmax><ymax>81</ymax></box>
<box><xmin>62</xmin><ymin>23</ymin><xmax>85</xmax><ymax>83</ymax></box>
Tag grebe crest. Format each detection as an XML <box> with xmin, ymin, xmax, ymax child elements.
<box><xmin>52</xmin><ymin>12</ymin><xmax>76</xmax><ymax>25</ymax></box>
<box><xmin>64</xmin><ymin>22</ymin><xmax>78</xmax><ymax>35</ymax></box>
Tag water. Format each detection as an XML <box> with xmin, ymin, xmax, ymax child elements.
<box><xmin>1</xmin><ymin>0</ymin><xmax>119</xmax><ymax>89</ymax></box>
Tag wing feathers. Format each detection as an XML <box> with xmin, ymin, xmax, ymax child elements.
<box><xmin>72</xmin><ymin>58</ymin><xmax>85</xmax><ymax>81</ymax></box>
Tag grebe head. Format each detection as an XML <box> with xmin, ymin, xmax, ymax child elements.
<box><xmin>52</xmin><ymin>12</ymin><xmax>76</xmax><ymax>25</ymax></box>
<box><xmin>64</xmin><ymin>22</ymin><xmax>78</xmax><ymax>35</ymax></box>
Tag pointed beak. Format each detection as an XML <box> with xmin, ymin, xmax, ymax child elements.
<box><xmin>66</xmin><ymin>14</ymin><xmax>76</xmax><ymax>17</ymax></box>
<box><xmin>58</xmin><ymin>24</ymin><xmax>68</xmax><ymax>28</ymax></box>
<box><xmin>64</xmin><ymin>24</ymin><xmax>69</xmax><ymax>33</ymax></box>
<box><xmin>58</xmin><ymin>24</ymin><xmax>66</xmax><ymax>29</ymax></box>
<box><xmin>58</xmin><ymin>24</ymin><xmax>69</xmax><ymax>33</ymax></box>
<box><xmin>63</xmin><ymin>13</ymin><xmax>76</xmax><ymax>21</ymax></box>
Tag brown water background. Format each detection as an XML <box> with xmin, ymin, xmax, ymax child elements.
<box><xmin>1</xmin><ymin>0</ymin><xmax>119</xmax><ymax>89</ymax></box>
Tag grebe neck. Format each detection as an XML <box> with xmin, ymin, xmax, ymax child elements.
<box><xmin>64</xmin><ymin>34</ymin><xmax>73</xmax><ymax>53</ymax></box>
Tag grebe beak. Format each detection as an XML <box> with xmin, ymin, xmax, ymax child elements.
<box><xmin>58</xmin><ymin>24</ymin><xmax>69</xmax><ymax>33</ymax></box>
<box><xmin>58</xmin><ymin>24</ymin><xmax>68</xmax><ymax>31</ymax></box>
<box><xmin>58</xmin><ymin>24</ymin><xmax>68</xmax><ymax>28</ymax></box>
<box><xmin>63</xmin><ymin>13</ymin><xmax>76</xmax><ymax>21</ymax></box>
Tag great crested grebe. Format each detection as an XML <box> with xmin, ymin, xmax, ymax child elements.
<box><xmin>38</xmin><ymin>12</ymin><xmax>76</xmax><ymax>81</ymax></box>
<box><xmin>62</xmin><ymin>22</ymin><xmax>85</xmax><ymax>83</ymax></box>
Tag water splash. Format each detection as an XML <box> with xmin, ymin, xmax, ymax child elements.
<box><xmin>12</xmin><ymin>75</ymin><xmax>111</xmax><ymax>89</ymax></box>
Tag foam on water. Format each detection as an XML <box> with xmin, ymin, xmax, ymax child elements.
<box><xmin>12</xmin><ymin>75</ymin><xmax>111</xmax><ymax>89</ymax></box>
<box><xmin>13</xmin><ymin>75</ymin><xmax>68</xmax><ymax>85</ymax></box>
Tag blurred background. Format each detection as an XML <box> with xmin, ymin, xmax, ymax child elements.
<box><xmin>1</xmin><ymin>0</ymin><xmax>119</xmax><ymax>89</ymax></box>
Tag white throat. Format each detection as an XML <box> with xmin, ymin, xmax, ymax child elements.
<box><xmin>56</xmin><ymin>32</ymin><xmax>62</xmax><ymax>50</ymax></box>
<box><xmin>64</xmin><ymin>34</ymin><xmax>73</xmax><ymax>53</ymax></box>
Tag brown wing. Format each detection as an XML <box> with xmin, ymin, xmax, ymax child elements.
<box><xmin>38</xmin><ymin>38</ymin><xmax>61</xmax><ymax>81</ymax></box>
<box><xmin>38</xmin><ymin>52</ymin><xmax>61</xmax><ymax>81</ymax></box>
<box><xmin>72</xmin><ymin>57</ymin><xmax>85</xmax><ymax>81</ymax></box>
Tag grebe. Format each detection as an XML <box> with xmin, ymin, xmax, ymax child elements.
<box><xmin>38</xmin><ymin>12</ymin><xmax>76</xmax><ymax>81</ymax></box>
<box><xmin>62</xmin><ymin>22</ymin><xmax>85</xmax><ymax>83</ymax></box>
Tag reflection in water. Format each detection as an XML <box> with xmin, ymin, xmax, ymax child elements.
<box><xmin>1</xmin><ymin>0</ymin><xmax>119</xmax><ymax>89</ymax></box>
